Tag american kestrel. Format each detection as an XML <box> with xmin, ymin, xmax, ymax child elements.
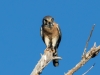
<box><xmin>40</xmin><ymin>16</ymin><xmax>62</xmax><ymax>67</ymax></box>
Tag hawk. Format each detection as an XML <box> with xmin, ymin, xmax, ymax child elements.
<box><xmin>40</xmin><ymin>16</ymin><xmax>62</xmax><ymax>67</ymax></box>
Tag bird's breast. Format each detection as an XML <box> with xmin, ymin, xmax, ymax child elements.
<box><xmin>43</xmin><ymin>26</ymin><xmax>59</xmax><ymax>39</ymax></box>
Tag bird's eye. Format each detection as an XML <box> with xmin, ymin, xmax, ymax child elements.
<box><xmin>51</xmin><ymin>18</ymin><xmax>54</xmax><ymax>22</ymax></box>
<box><xmin>43</xmin><ymin>19</ymin><xmax>47</xmax><ymax>24</ymax></box>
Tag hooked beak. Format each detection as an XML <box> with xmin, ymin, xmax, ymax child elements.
<box><xmin>48</xmin><ymin>22</ymin><xmax>53</xmax><ymax>28</ymax></box>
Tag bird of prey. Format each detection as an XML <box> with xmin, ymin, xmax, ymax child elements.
<box><xmin>40</xmin><ymin>16</ymin><xmax>62</xmax><ymax>67</ymax></box>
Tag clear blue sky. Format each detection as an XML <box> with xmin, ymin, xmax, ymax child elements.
<box><xmin>0</xmin><ymin>0</ymin><xmax>100</xmax><ymax>75</ymax></box>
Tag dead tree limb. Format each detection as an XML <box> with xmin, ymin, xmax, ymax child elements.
<box><xmin>30</xmin><ymin>48</ymin><xmax>62</xmax><ymax>75</ymax></box>
<box><xmin>65</xmin><ymin>24</ymin><xmax>100</xmax><ymax>75</ymax></box>
<box><xmin>65</xmin><ymin>43</ymin><xmax>100</xmax><ymax>75</ymax></box>
<box><xmin>31</xmin><ymin>44</ymin><xmax>100</xmax><ymax>75</ymax></box>
<box><xmin>82</xmin><ymin>24</ymin><xmax>95</xmax><ymax>57</ymax></box>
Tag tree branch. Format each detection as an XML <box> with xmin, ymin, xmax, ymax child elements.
<box><xmin>82</xmin><ymin>24</ymin><xmax>95</xmax><ymax>57</ymax></box>
<box><xmin>65</xmin><ymin>43</ymin><xmax>100</xmax><ymax>75</ymax></box>
<box><xmin>30</xmin><ymin>48</ymin><xmax>62</xmax><ymax>75</ymax></box>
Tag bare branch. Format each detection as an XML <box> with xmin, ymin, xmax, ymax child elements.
<box><xmin>30</xmin><ymin>48</ymin><xmax>62</xmax><ymax>75</ymax></box>
<box><xmin>65</xmin><ymin>44</ymin><xmax>100</xmax><ymax>75</ymax></box>
<box><xmin>82</xmin><ymin>63</ymin><xmax>95</xmax><ymax>75</ymax></box>
<box><xmin>82</xmin><ymin>24</ymin><xmax>96</xmax><ymax>57</ymax></box>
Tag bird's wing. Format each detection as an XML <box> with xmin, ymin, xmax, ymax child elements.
<box><xmin>56</xmin><ymin>24</ymin><xmax>62</xmax><ymax>48</ymax></box>
<box><xmin>40</xmin><ymin>25</ymin><xmax>45</xmax><ymax>43</ymax></box>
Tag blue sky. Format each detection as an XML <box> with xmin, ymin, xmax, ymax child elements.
<box><xmin>0</xmin><ymin>0</ymin><xmax>100</xmax><ymax>75</ymax></box>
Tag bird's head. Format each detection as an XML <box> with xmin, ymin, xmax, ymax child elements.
<box><xmin>42</xmin><ymin>16</ymin><xmax>54</xmax><ymax>28</ymax></box>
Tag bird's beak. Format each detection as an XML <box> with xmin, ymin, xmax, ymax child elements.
<box><xmin>47</xmin><ymin>19</ymin><xmax>53</xmax><ymax>28</ymax></box>
<box><xmin>48</xmin><ymin>22</ymin><xmax>53</xmax><ymax>28</ymax></box>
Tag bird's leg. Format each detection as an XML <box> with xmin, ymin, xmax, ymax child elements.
<box><xmin>46</xmin><ymin>42</ymin><xmax>53</xmax><ymax>51</ymax></box>
<box><xmin>51</xmin><ymin>47</ymin><xmax>55</xmax><ymax>53</ymax></box>
<box><xmin>52</xmin><ymin>37</ymin><xmax>58</xmax><ymax>54</ymax></box>
<box><xmin>46</xmin><ymin>46</ymin><xmax>50</xmax><ymax>51</ymax></box>
<box><xmin>44</xmin><ymin>37</ymin><xmax>51</xmax><ymax>51</ymax></box>
<box><xmin>53</xmin><ymin>48</ymin><xmax>58</xmax><ymax>57</ymax></box>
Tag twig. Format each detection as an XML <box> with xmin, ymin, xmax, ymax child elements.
<box><xmin>30</xmin><ymin>48</ymin><xmax>62</xmax><ymax>75</ymax></box>
<box><xmin>82</xmin><ymin>63</ymin><xmax>95</xmax><ymax>75</ymax></box>
<box><xmin>65</xmin><ymin>43</ymin><xmax>100</xmax><ymax>75</ymax></box>
<box><xmin>82</xmin><ymin>24</ymin><xmax>96</xmax><ymax>57</ymax></box>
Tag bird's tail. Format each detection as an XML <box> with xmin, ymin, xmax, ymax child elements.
<box><xmin>53</xmin><ymin>49</ymin><xmax>59</xmax><ymax>67</ymax></box>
